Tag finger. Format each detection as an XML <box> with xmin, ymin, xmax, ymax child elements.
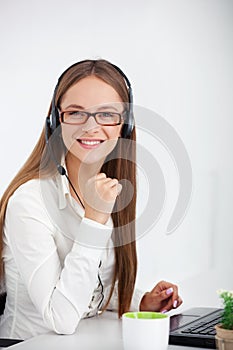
<box><xmin>87</xmin><ymin>173</ymin><xmax>106</xmax><ymax>186</ymax></box>
<box><xmin>96</xmin><ymin>178</ymin><xmax>119</xmax><ymax>189</ymax></box>
<box><xmin>161</xmin><ymin>295</ymin><xmax>183</xmax><ymax>313</ymax></box>
<box><xmin>170</xmin><ymin>284</ymin><xmax>179</xmax><ymax>308</ymax></box>
<box><xmin>117</xmin><ymin>183</ymin><xmax>122</xmax><ymax>195</ymax></box>
<box><xmin>168</xmin><ymin>294</ymin><xmax>182</xmax><ymax>310</ymax></box>
<box><xmin>160</xmin><ymin>299</ymin><xmax>174</xmax><ymax>313</ymax></box>
<box><xmin>156</xmin><ymin>287</ymin><xmax>174</xmax><ymax>302</ymax></box>
<box><xmin>155</xmin><ymin>282</ymin><xmax>179</xmax><ymax>308</ymax></box>
<box><xmin>95</xmin><ymin>173</ymin><xmax>107</xmax><ymax>180</ymax></box>
<box><xmin>96</xmin><ymin>177</ymin><xmax>113</xmax><ymax>185</ymax></box>
<box><xmin>151</xmin><ymin>280</ymin><xmax>173</xmax><ymax>294</ymax></box>
<box><xmin>155</xmin><ymin>284</ymin><xmax>181</xmax><ymax>311</ymax></box>
<box><xmin>109</xmin><ymin>178</ymin><xmax>119</xmax><ymax>188</ymax></box>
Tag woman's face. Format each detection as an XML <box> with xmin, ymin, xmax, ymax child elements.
<box><xmin>60</xmin><ymin>76</ymin><xmax>124</xmax><ymax>165</ymax></box>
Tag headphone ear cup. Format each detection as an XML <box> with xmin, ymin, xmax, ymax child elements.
<box><xmin>121</xmin><ymin>106</ymin><xmax>134</xmax><ymax>138</ymax></box>
<box><xmin>122</xmin><ymin>119</ymin><xmax>133</xmax><ymax>138</ymax></box>
<box><xmin>121</xmin><ymin>86</ymin><xmax>134</xmax><ymax>138</ymax></box>
<box><xmin>50</xmin><ymin>106</ymin><xmax>60</xmax><ymax>134</ymax></box>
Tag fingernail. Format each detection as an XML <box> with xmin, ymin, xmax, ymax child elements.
<box><xmin>166</xmin><ymin>287</ymin><xmax>173</xmax><ymax>295</ymax></box>
<box><xmin>173</xmin><ymin>300</ymin><xmax>178</xmax><ymax>308</ymax></box>
<box><xmin>161</xmin><ymin>309</ymin><xmax>168</xmax><ymax>314</ymax></box>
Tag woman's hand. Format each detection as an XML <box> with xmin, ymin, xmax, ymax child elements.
<box><xmin>139</xmin><ymin>280</ymin><xmax>183</xmax><ymax>313</ymax></box>
<box><xmin>84</xmin><ymin>173</ymin><xmax>122</xmax><ymax>224</ymax></box>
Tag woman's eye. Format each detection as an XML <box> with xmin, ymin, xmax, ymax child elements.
<box><xmin>68</xmin><ymin>111</ymin><xmax>80</xmax><ymax>116</ymax></box>
<box><xmin>67</xmin><ymin>111</ymin><xmax>85</xmax><ymax>118</ymax></box>
<box><xmin>99</xmin><ymin>112</ymin><xmax>113</xmax><ymax>118</ymax></box>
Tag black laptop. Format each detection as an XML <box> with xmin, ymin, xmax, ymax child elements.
<box><xmin>169</xmin><ymin>307</ymin><xmax>223</xmax><ymax>349</ymax></box>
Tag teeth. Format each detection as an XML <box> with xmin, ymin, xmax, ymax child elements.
<box><xmin>79</xmin><ymin>140</ymin><xmax>101</xmax><ymax>145</ymax></box>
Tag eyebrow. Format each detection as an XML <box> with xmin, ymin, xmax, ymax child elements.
<box><xmin>62</xmin><ymin>104</ymin><xmax>84</xmax><ymax>110</ymax></box>
<box><xmin>62</xmin><ymin>104</ymin><xmax>121</xmax><ymax>112</ymax></box>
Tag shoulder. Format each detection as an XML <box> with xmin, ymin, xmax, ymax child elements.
<box><xmin>13</xmin><ymin>178</ymin><xmax>41</xmax><ymax>194</ymax></box>
<box><xmin>5</xmin><ymin>178</ymin><xmax>59</xmax><ymax>231</ymax></box>
<box><xmin>9</xmin><ymin>179</ymin><xmax>43</xmax><ymax>204</ymax></box>
<box><xmin>7</xmin><ymin>178</ymin><xmax>54</xmax><ymax>214</ymax></box>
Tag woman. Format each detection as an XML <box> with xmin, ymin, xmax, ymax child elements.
<box><xmin>0</xmin><ymin>59</ymin><xmax>182</xmax><ymax>339</ymax></box>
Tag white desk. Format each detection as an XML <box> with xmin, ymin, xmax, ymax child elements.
<box><xmin>9</xmin><ymin>311</ymin><xmax>209</xmax><ymax>350</ymax></box>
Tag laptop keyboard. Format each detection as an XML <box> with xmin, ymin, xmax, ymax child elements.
<box><xmin>181</xmin><ymin>313</ymin><xmax>222</xmax><ymax>336</ymax></box>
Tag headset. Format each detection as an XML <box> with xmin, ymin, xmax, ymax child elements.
<box><xmin>45</xmin><ymin>60</ymin><xmax>135</xmax><ymax>207</ymax></box>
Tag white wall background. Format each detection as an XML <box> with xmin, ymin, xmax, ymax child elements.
<box><xmin>0</xmin><ymin>0</ymin><xmax>233</xmax><ymax>310</ymax></box>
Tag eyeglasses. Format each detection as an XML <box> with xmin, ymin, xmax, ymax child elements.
<box><xmin>60</xmin><ymin>110</ymin><xmax>123</xmax><ymax>126</ymax></box>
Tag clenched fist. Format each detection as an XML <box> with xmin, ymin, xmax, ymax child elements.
<box><xmin>83</xmin><ymin>173</ymin><xmax>122</xmax><ymax>224</ymax></box>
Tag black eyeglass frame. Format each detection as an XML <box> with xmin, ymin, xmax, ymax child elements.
<box><xmin>59</xmin><ymin>110</ymin><xmax>124</xmax><ymax>126</ymax></box>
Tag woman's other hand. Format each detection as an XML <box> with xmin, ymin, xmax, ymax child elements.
<box><xmin>139</xmin><ymin>280</ymin><xmax>183</xmax><ymax>313</ymax></box>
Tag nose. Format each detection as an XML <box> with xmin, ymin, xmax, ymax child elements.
<box><xmin>81</xmin><ymin>116</ymin><xmax>101</xmax><ymax>133</ymax></box>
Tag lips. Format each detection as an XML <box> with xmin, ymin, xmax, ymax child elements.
<box><xmin>77</xmin><ymin>139</ymin><xmax>105</xmax><ymax>149</ymax></box>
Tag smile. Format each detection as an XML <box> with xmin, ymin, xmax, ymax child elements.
<box><xmin>77</xmin><ymin>139</ymin><xmax>104</xmax><ymax>149</ymax></box>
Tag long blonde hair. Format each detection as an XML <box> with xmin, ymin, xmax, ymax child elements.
<box><xmin>0</xmin><ymin>59</ymin><xmax>137</xmax><ymax>317</ymax></box>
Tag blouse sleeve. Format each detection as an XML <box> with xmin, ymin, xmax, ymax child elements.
<box><xmin>4</xmin><ymin>183</ymin><xmax>112</xmax><ymax>335</ymax></box>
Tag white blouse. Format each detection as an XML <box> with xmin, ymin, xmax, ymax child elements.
<box><xmin>0</xmin><ymin>173</ymin><xmax>144</xmax><ymax>339</ymax></box>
